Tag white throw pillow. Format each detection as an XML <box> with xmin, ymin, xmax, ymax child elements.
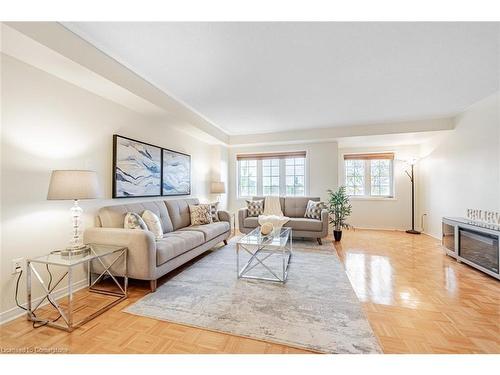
<box><xmin>124</xmin><ymin>212</ymin><xmax>147</xmax><ymax>230</ymax></box>
<box><xmin>142</xmin><ymin>210</ymin><xmax>163</xmax><ymax>239</ymax></box>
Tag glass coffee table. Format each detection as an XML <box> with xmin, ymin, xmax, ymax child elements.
<box><xmin>236</xmin><ymin>227</ymin><xmax>292</xmax><ymax>283</ymax></box>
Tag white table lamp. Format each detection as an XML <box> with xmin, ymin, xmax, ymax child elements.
<box><xmin>47</xmin><ymin>170</ymin><xmax>99</xmax><ymax>252</ymax></box>
<box><xmin>210</xmin><ymin>181</ymin><xmax>225</xmax><ymax>201</ymax></box>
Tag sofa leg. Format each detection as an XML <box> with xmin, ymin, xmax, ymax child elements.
<box><xmin>150</xmin><ymin>279</ymin><xmax>157</xmax><ymax>293</ymax></box>
<box><xmin>317</xmin><ymin>238</ymin><xmax>322</xmax><ymax>246</ymax></box>
<box><xmin>223</xmin><ymin>239</ymin><xmax>228</xmax><ymax>245</ymax></box>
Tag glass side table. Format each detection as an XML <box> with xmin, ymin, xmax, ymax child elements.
<box><xmin>26</xmin><ymin>243</ymin><xmax>127</xmax><ymax>332</ymax></box>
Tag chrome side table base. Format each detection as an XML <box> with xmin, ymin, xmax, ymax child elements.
<box><xmin>237</xmin><ymin>229</ymin><xmax>293</xmax><ymax>283</ymax></box>
<box><xmin>26</xmin><ymin>245</ymin><xmax>127</xmax><ymax>332</ymax></box>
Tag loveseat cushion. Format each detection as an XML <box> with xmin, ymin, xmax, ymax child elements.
<box><xmin>156</xmin><ymin>230</ymin><xmax>205</xmax><ymax>266</ymax></box>
<box><xmin>284</xmin><ymin>197</ymin><xmax>319</xmax><ymax>217</ymax></box>
<box><xmin>243</xmin><ymin>216</ymin><xmax>322</xmax><ymax>231</ymax></box>
<box><xmin>243</xmin><ymin>217</ymin><xmax>259</xmax><ymax>228</ymax></box>
<box><xmin>285</xmin><ymin>217</ymin><xmax>323</xmax><ymax>232</ymax></box>
<box><xmin>179</xmin><ymin>221</ymin><xmax>230</xmax><ymax>241</ymax></box>
<box><xmin>252</xmin><ymin>196</ymin><xmax>285</xmax><ymax>212</ymax></box>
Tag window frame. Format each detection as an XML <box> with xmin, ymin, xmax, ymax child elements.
<box><xmin>237</xmin><ymin>159</ymin><xmax>258</xmax><ymax>198</ymax></box>
<box><xmin>237</xmin><ymin>153</ymin><xmax>308</xmax><ymax>199</ymax></box>
<box><xmin>262</xmin><ymin>158</ymin><xmax>281</xmax><ymax>196</ymax></box>
<box><xmin>285</xmin><ymin>157</ymin><xmax>306</xmax><ymax>197</ymax></box>
<box><xmin>340</xmin><ymin>152</ymin><xmax>396</xmax><ymax>200</ymax></box>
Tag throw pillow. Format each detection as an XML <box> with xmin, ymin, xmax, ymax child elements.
<box><xmin>208</xmin><ymin>202</ymin><xmax>219</xmax><ymax>222</ymax></box>
<box><xmin>142</xmin><ymin>210</ymin><xmax>163</xmax><ymax>239</ymax></box>
<box><xmin>189</xmin><ymin>204</ymin><xmax>212</xmax><ymax>225</ymax></box>
<box><xmin>124</xmin><ymin>212</ymin><xmax>147</xmax><ymax>230</ymax></box>
<box><xmin>246</xmin><ymin>199</ymin><xmax>264</xmax><ymax>217</ymax></box>
<box><xmin>304</xmin><ymin>200</ymin><xmax>326</xmax><ymax>220</ymax></box>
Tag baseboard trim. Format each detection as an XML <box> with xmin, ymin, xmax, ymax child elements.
<box><xmin>422</xmin><ymin>231</ymin><xmax>441</xmax><ymax>241</ymax></box>
<box><xmin>0</xmin><ymin>278</ymin><xmax>88</xmax><ymax>326</ymax></box>
<box><xmin>352</xmin><ymin>226</ymin><xmax>410</xmax><ymax>232</ymax></box>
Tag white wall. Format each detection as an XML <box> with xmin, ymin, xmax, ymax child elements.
<box><xmin>0</xmin><ymin>54</ymin><xmax>226</xmax><ymax>319</ymax></box>
<box><xmin>419</xmin><ymin>93</ymin><xmax>500</xmax><ymax>239</ymax></box>
<box><xmin>338</xmin><ymin>145</ymin><xmax>420</xmax><ymax>231</ymax></box>
<box><xmin>228</xmin><ymin>142</ymin><xmax>339</xmax><ymax>218</ymax></box>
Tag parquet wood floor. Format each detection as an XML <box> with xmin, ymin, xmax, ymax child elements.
<box><xmin>335</xmin><ymin>230</ymin><xmax>499</xmax><ymax>354</ymax></box>
<box><xmin>1</xmin><ymin>230</ymin><xmax>498</xmax><ymax>354</ymax></box>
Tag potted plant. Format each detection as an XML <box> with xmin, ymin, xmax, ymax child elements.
<box><xmin>327</xmin><ymin>186</ymin><xmax>353</xmax><ymax>241</ymax></box>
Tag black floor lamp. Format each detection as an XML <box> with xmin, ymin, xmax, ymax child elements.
<box><xmin>405</xmin><ymin>159</ymin><xmax>421</xmax><ymax>235</ymax></box>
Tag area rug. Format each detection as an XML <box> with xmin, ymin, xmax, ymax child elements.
<box><xmin>124</xmin><ymin>237</ymin><xmax>381</xmax><ymax>354</ymax></box>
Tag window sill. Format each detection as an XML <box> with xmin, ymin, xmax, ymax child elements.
<box><xmin>349</xmin><ymin>196</ymin><xmax>397</xmax><ymax>201</ymax></box>
<box><xmin>237</xmin><ymin>195</ymin><xmax>307</xmax><ymax>200</ymax></box>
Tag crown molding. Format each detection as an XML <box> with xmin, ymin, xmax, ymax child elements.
<box><xmin>3</xmin><ymin>22</ymin><xmax>229</xmax><ymax>145</ymax></box>
<box><xmin>229</xmin><ymin>117</ymin><xmax>454</xmax><ymax>147</ymax></box>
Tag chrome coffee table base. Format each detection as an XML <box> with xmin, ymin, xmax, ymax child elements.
<box><xmin>236</xmin><ymin>227</ymin><xmax>293</xmax><ymax>283</ymax></box>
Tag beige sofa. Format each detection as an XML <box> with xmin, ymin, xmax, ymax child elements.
<box><xmin>84</xmin><ymin>198</ymin><xmax>231</xmax><ymax>292</ymax></box>
<box><xmin>238</xmin><ymin>196</ymin><xmax>329</xmax><ymax>245</ymax></box>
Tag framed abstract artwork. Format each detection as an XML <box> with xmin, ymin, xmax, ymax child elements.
<box><xmin>112</xmin><ymin>135</ymin><xmax>162</xmax><ymax>198</ymax></box>
<box><xmin>162</xmin><ymin>149</ymin><xmax>191</xmax><ymax>196</ymax></box>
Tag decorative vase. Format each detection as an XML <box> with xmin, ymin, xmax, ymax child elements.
<box><xmin>260</xmin><ymin>222</ymin><xmax>274</xmax><ymax>236</ymax></box>
<box><xmin>258</xmin><ymin>215</ymin><xmax>289</xmax><ymax>236</ymax></box>
<box><xmin>333</xmin><ymin>230</ymin><xmax>342</xmax><ymax>242</ymax></box>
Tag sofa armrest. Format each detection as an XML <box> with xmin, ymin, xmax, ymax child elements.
<box><xmin>238</xmin><ymin>207</ymin><xmax>249</xmax><ymax>229</ymax></box>
<box><xmin>320</xmin><ymin>209</ymin><xmax>329</xmax><ymax>238</ymax></box>
<box><xmin>217</xmin><ymin>210</ymin><xmax>231</xmax><ymax>223</ymax></box>
<box><xmin>83</xmin><ymin>227</ymin><xmax>157</xmax><ymax>280</ymax></box>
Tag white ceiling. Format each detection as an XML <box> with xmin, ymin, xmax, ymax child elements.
<box><xmin>63</xmin><ymin>22</ymin><xmax>499</xmax><ymax>136</ymax></box>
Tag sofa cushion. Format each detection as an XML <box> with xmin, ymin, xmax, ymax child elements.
<box><xmin>285</xmin><ymin>217</ymin><xmax>323</xmax><ymax>232</ymax></box>
<box><xmin>99</xmin><ymin>201</ymin><xmax>173</xmax><ymax>233</ymax></box>
<box><xmin>165</xmin><ymin>198</ymin><xmax>200</xmax><ymax>230</ymax></box>
<box><xmin>252</xmin><ymin>196</ymin><xmax>285</xmax><ymax>212</ymax></box>
<box><xmin>243</xmin><ymin>217</ymin><xmax>259</xmax><ymax>228</ymax></box>
<box><xmin>156</xmin><ymin>230</ymin><xmax>205</xmax><ymax>266</ymax></box>
<box><xmin>179</xmin><ymin>221</ymin><xmax>230</xmax><ymax>241</ymax></box>
<box><xmin>284</xmin><ymin>197</ymin><xmax>319</xmax><ymax>217</ymax></box>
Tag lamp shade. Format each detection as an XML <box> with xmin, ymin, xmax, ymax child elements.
<box><xmin>407</xmin><ymin>157</ymin><xmax>419</xmax><ymax>166</ymax></box>
<box><xmin>210</xmin><ymin>181</ymin><xmax>225</xmax><ymax>194</ymax></box>
<box><xmin>47</xmin><ymin>170</ymin><xmax>99</xmax><ymax>200</ymax></box>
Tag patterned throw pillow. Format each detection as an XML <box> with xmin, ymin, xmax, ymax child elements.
<box><xmin>304</xmin><ymin>200</ymin><xmax>326</xmax><ymax>220</ymax></box>
<box><xmin>142</xmin><ymin>210</ymin><xmax>163</xmax><ymax>239</ymax></box>
<box><xmin>124</xmin><ymin>212</ymin><xmax>147</xmax><ymax>230</ymax></box>
<box><xmin>246</xmin><ymin>200</ymin><xmax>264</xmax><ymax>217</ymax></box>
<box><xmin>189</xmin><ymin>204</ymin><xmax>212</xmax><ymax>225</ymax></box>
<box><xmin>208</xmin><ymin>202</ymin><xmax>219</xmax><ymax>222</ymax></box>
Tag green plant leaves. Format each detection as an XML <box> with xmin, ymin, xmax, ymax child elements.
<box><xmin>326</xmin><ymin>186</ymin><xmax>353</xmax><ymax>231</ymax></box>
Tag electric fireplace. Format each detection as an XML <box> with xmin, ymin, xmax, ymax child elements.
<box><xmin>442</xmin><ymin>217</ymin><xmax>499</xmax><ymax>280</ymax></box>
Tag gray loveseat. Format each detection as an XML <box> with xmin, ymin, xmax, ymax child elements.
<box><xmin>84</xmin><ymin>198</ymin><xmax>231</xmax><ymax>292</ymax></box>
<box><xmin>238</xmin><ymin>196</ymin><xmax>329</xmax><ymax>245</ymax></box>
